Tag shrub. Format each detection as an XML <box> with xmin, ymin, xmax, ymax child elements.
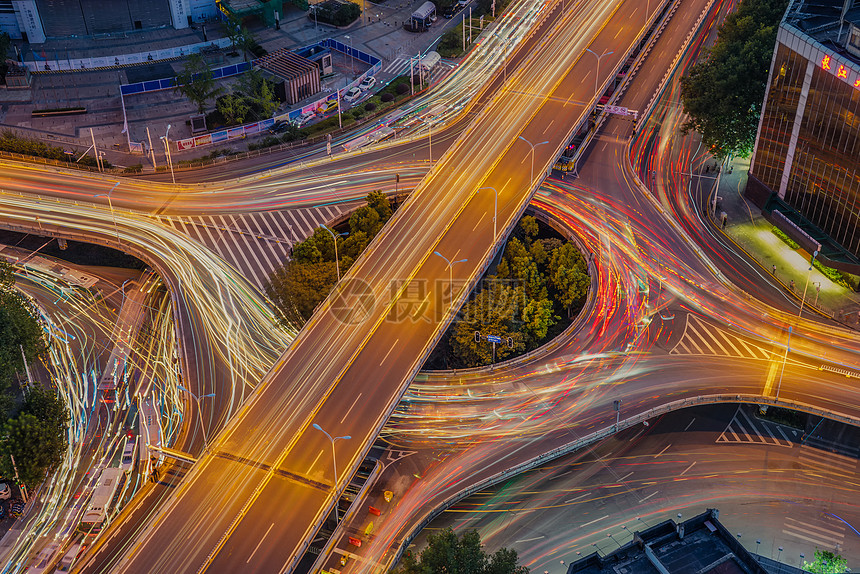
<box><xmin>812</xmin><ymin>258</ymin><xmax>851</xmax><ymax>289</ymax></box>
<box><xmin>311</xmin><ymin>0</ymin><xmax>360</xmax><ymax>26</ymax></box>
<box><xmin>248</xmin><ymin>135</ymin><xmax>281</xmax><ymax>151</ymax></box>
<box><xmin>380</xmin><ymin>93</ymin><xmax>394</xmax><ymax>103</ymax></box>
<box><xmin>771</xmin><ymin>226</ymin><xmax>799</xmax><ymax>250</ymax></box>
<box><xmin>122</xmin><ymin>164</ymin><xmax>143</xmax><ymax>173</ymax></box>
<box><xmin>365</xmin><ymin>101</ymin><xmax>377</xmax><ymax>112</ymax></box>
<box><xmin>351</xmin><ymin>108</ymin><xmax>364</xmax><ymax>119</ymax></box>
<box><xmin>395</xmin><ymin>83</ymin><xmax>409</xmax><ymax>95</ymax></box>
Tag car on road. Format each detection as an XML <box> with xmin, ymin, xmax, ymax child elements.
<box><xmin>359</xmin><ymin>76</ymin><xmax>376</xmax><ymax>91</ymax></box>
<box><xmin>443</xmin><ymin>3</ymin><xmax>458</xmax><ymax>17</ymax></box>
<box><xmin>317</xmin><ymin>100</ymin><xmax>338</xmax><ymax>115</ymax></box>
<box><xmin>343</xmin><ymin>87</ymin><xmax>363</xmax><ymax>103</ymax></box>
<box><xmin>0</xmin><ymin>483</ymin><xmax>10</xmax><ymax>500</ymax></box>
<box><xmin>456</xmin><ymin>0</ymin><xmax>469</xmax><ymax>7</ymax></box>
<box><xmin>268</xmin><ymin>120</ymin><xmax>290</xmax><ymax>134</ymax></box>
<box><xmin>296</xmin><ymin>112</ymin><xmax>315</xmax><ymax>127</ymax></box>
<box><xmin>56</xmin><ymin>544</ymin><xmax>81</xmax><ymax>572</ymax></box>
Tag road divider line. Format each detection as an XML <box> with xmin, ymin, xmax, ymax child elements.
<box><xmin>679</xmin><ymin>461</ymin><xmax>696</xmax><ymax>476</ymax></box>
<box><xmin>638</xmin><ymin>491</ymin><xmax>658</xmax><ymax>503</ymax></box>
<box><xmin>515</xmin><ymin>535</ymin><xmax>545</xmax><ymax>543</ymax></box>
<box><xmin>565</xmin><ymin>493</ymin><xmax>589</xmax><ymax>503</ymax></box>
<box><xmin>247</xmin><ymin>523</ymin><xmax>275</xmax><ymax>563</ymax></box>
<box><xmin>340</xmin><ymin>393</ymin><xmax>364</xmax><ymax>424</ymax></box>
<box><xmin>579</xmin><ymin>515</ymin><xmax>609</xmax><ymax>529</ymax></box>
<box><xmin>653</xmin><ymin>444</ymin><xmax>671</xmax><ymax>458</ymax></box>
<box><xmin>683</xmin><ymin>417</ymin><xmax>695</xmax><ymax>431</ymax></box>
<box><xmin>307</xmin><ymin>450</ymin><xmax>324</xmax><ymax>475</ymax></box>
<box><xmin>379</xmin><ymin>339</ymin><xmax>399</xmax><ymax>366</ymax></box>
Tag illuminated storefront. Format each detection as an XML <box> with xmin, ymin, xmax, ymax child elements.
<box><xmin>747</xmin><ymin>0</ymin><xmax>860</xmax><ymax>273</ymax></box>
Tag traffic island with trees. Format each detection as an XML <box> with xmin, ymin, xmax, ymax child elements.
<box><xmin>265</xmin><ymin>196</ymin><xmax>589</xmax><ymax>369</ymax></box>
<box><xmin>0</xmin><ymin>261</ymin><xmax>68</xmax><ymax>490</ymax></box>
<box><xmin>393</xmin><ymin>527</ymin><xmax>529</xmax><ymax>574</ymax></box>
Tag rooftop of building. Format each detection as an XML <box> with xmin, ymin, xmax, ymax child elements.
<box><xmin>566</xmin><ymin>510</ymin><xmax>768</xmax><ymax>574</ymax></box>
<box><xmin>784</xmin><ymin>0</ymin><xmax>860</xmax><ymax>64</ymax></box>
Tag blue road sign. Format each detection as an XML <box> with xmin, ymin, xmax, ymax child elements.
<box><xmin>486</xmin><ymin>335</ymin><xmax>503</xmax><ymax>344</ymax></box>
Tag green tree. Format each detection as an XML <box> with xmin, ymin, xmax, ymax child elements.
<box><xmin>449</xmin><ymin>283</ymin><xmax>525</xmax><ymax>367</ymax></box>
<box><xmin>521</xmin><ymin>297</ymin><xmax>557</xmax><ymax>344</ymax></box>
<box><xmin>0</xmin><ymin>291</ymin><xmax>48</xmax><ymax>385</ymax></box>
<box><xmin>0</xmin><ymin>260</ymin><xmax>14</xmax><ymax>291</ymax></box>
<box><xmin>394</xmin><ymin>527</ymin><xmax>528</xmax><ymax>574</ymax></box>
<box><xmin>0</xmin><ymin>386</ymin><xmax>68</xmax><ymax>487</ymax></box>
<box><xmin>679</xmin><ymin>0</ymin><xmax>789</xmax><ymax>160</ymax></box>
<box><xmin>238</xmin><ymin>68</ymin><xmax>279</xmax><ymax>119</ymax></box>
<box><xmin>803</xmin><ymin>550</ymin><xmax>848</xmax><ymax>574</ymax></box>
<box><xmin>175</xmin><ymin>54</ymin><xmax>223</xmax><ymax>114</ymax></box>
<box><xmin>548</xmin><ymin>243</ymin><xmax>588</xmax><ymax>315</ymax></box>
<box><xmin>216</xmin><ymin>93</ymin><xmax>250</xmax><ymax>125</ymax></box>
<box><xmin>265</xmin><ymin>260</ymin><xmax>338</xmax><ymax>326</ymax></box>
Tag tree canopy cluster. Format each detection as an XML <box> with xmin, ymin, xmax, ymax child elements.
<box><xmin>436</xmin><ymin>215</ymin><xmax>588</xmax><ymax>368</ymax></box>
<box><xmin>265</xmin><ymin>191</ymin><xmax>393</xmax><ymax>326</ymax></box>
<box><xmin>803</xmin><ymin>550</ymin><xmax>849</xmax><ymax>574</ymax></box>
<box><xmin>212</xmin><ymin>68</ymin><xmax>280</xmax><ymax>129</ymax></box>
<box><xmin>679</xmin><ymin>0</ymin><xmax>789</xmax><ymax>160</ymax></box>
<box><xmin>394</xmin><ymin>527</ymin><xmax>528</xmax><ymax>574</ymax></box>
<box><xmin>0</xmin><ymin>261</ymin><xmax>67</xmax><ymax>488</ymax></box>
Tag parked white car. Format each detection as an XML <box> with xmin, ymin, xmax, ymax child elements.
<box><xmin>344</xmin><ymin>87</ymin><xmax>363</xmax><ymax>103</ymax></box>
<box><xmin>359</xmin><ymin>76</ymin><xmax>376</xmax><ymax>91</ymax></box>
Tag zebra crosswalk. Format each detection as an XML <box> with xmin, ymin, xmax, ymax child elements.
<box><xmin>782</xmin><ymin>515</ymin><xmax>846</xmax><ymax>550</ymax></box>
<box><xmin>797</xmin><ymin>444</ymin><xmax>858</xmax><ymax>482</ymax></box>
<box><xmin>716</xmin><ymin>406</ymin><xmax>796</xmax><ymax>447</ymax></box>
<box><xmin>670</xmin><ymin>314</ymin><xmax>773</xmax><ymax>360</ymax></box>
<box><xmin>157</xmin><ymin>203</ymin><xmax>353</xmax><ymax>289</ymax></box>
<box><xmin>384</xmin><ymin>57</ymin><xmax>412</xmax><ymax>76</ymax></box>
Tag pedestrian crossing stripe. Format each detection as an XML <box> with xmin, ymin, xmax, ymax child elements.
<box><xmin>715</xmin><ymin>406</ymin><xmax>793</xmax><ymax>447</ymax></box>
<box><xmin>669</xmin><ymin>314</ymin><xmax>773</xmax><ymax>360</ymax></box>
<box><xmin>384</xmin><ymin>58</ymin><xmax>411</xmax><ymax>75</ymax></box>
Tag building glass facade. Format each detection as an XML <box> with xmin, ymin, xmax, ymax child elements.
<box><xmin>748</xmin><ymin>4</ymin><xmax>860</xmax><ymax>268</ymax></box>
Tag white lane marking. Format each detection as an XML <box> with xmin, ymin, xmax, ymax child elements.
<box><xmin>684</xmin><ymin>417</ymin><xmax>696</xmax><ymax>431</ymax></box>
<box><xmin>654</xmin><ymin>444</ymin><xmax>671</xmax><ymax>458</ymax></box>
<box><xmin>580</xmin><ymin>515</ymin><xmax>609</xmax><ymax>528</ymax></box>
<box><xmin>680</xmin><ymin>462</ymin><xmax>696</xmax><ymax>476</ymax></box>
<box><xmin>340</xmin><ymin>393</ymin><xmax>363</xmax><ymax>424</ymax></box>
<box><xmin>247</xmin><ymin>522</ymin><xmax>275</xmax><ymax>563</ymax></box>
<box><xmin>619</xmin><ymin>472</ymin><xmax>634</xmax><ymax>481</ymax></box>
<box><xmin>550</xmin><ymin>469</ymin><xmax>572</xmax><ymax>480</ymax></box>
<box><xmin>565</xmin><ymin>492</ymin><xmax>589</xmax><ymax>503</ymax></box>
<box><xmin>380</xmin><ymin>339</ymin><xmax>399</xmax><ymax>366</ymax></box>
<box><xmin>306</xmin><ymin>449</ymin><xmax>324</xmax><ymax>475</ymax></box>
<box><xmin>542</xmin><ymin>119</ymin><xmax>555</xmax><ymax>134</ymax></box>
<box><xmin>472</xmin><ymin>211</ymin><xmax>487</xmax><ymax>231</ymax></box>
<box><xmin>515</xmin><ymin>535</ymin><xmax>545</xmax><ymax>543</ymax></box>
<box><xmin>639</xmin><ymin>491</ymin><xmax>658</xmax><ymax>503</ymax></box>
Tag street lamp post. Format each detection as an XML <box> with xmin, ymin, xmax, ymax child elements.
<box><xmin>418</xmin><ymin>116</ymin><xmax>434</xmax><ymax>165</ymax></box>
<box><xmin>161</xmin><ymin>124</ymin><xmax>175</xmax><ymax>185</ymax></box>
<box><xmin>94</xmin><ymin>182</ymin><xmax>121</xmax><ymax>245</ymax></box>
<box><xmin>178</xmin><ymin>385</ymin><xmax>216</xmax><ymax>452</ymax></box>
<box><xmin>477</xmin><ymin>186</ymin><xmax>498</xmax><ymax>240</ymax></box>
<box><xmin>518</xmin><ymin>135</ymin><xmax>549</xmax><ymax>186</ymax></box>
<box><xmin>584</xmin><ymin>47</ymin><xmax>614</xmax><ymax>97</ymax></box>
<box><xmin>346</xmin><ymin>35</ymin><xmax>355</xmax><ymax>78</ymax></box>
<box><xmin>312</xmin><ymin>423</ymin><xmax>351</xmax><ymax>520</ymax></box>
<box><xmin>775</xmin><ymin>250</ymin><xmax>818</xmax><ymax>401</ymax></box>
<box><xmin>321</xmin><ymin>225</ymin><xmax>347</xmax><ymax>281</ymax></box>
<box><xmin>433</xmin><ymin>251</ymin><xmax>467</xmax><ymax>310</ymax></box>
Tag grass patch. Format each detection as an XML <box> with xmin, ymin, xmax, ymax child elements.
<box><xmin>755</xmin><ymin>405</ymin><xmax>806</xmax><ymax>430</ymax></box>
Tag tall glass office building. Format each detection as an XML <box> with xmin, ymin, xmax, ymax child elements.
<box><xmin>747</xmin><ymin>0</ymin><xmax>860</xmax><ymax>273</ymax></box>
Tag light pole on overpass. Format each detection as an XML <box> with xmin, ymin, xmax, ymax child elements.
<box><xmin>321</xmin><ymin>225</ymin><xmax>348</xmax><ymax>281</ymax></box>
<box><xmin>160</xmin><ymin>124</ymin><xmax>175</xmax><ymax>185</ymax></box>
<box><xmin>477</xmin><ymin>186</ymin><xmax>498</xmax><ymax>241</ymax></box>
<box><xmin>433</xmin><ymin>251</ymin><xmax>467</xmax><ymax>310</ymax></box>
<box><xmin>518</xmin><ymin>135</ymin><xmax>549</xmax><ymax>186</ymax></box>
<box><xmin>94</xmin><ymin>181</ymin><xmax>121</xmax><ymax>246</ymax></box>
<box><xmin>312</xmin><ymin>423</ymin><xmax>352</xmax><ymax>520</ymax></box>
<box><xmin>419</xmin><ymin>115</ymin><xmax>434</xmax><ymax>166</ymax></box>
<box><xmin>584</xmin><ymin>47</ymin><xmax>614</xmax><ymax>98</ymax></box>
<box><xmin>178</xmin><ymin>385</ymin><xmax>216</xmax><ymax>452</ymax></box>
<box><xmin>775</xmin><ymin>249</ymin><xmax>818</xmax><ymax>401</ymax></box>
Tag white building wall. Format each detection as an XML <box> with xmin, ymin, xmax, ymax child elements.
<box><xmin>0</xmin><ymin>11</ymin><xmax>21</xmax><ymax>39</ymax></box>
<box><xmin>167</xmin><ymin>0</ymin><xmax>190</xmax><ymax>29</ymax></box>
<box><xmin>12</xmin><ymin>0</ymin><xmax>44</xmax><ymax>43</ymax></box>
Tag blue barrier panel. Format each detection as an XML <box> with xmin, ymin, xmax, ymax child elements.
<box><xmin>260</xmin><ymin>118</ymin><xmax>275</xmax><ymax>129</ymax></box>
<box><xmin>121</xmin><ymin>83</ymin><xmax>143</xmax><ymax>95</ymax></box>
<box><xmin>211</xmin><ymin>130</ymin><xmax>229</xmax><ymax>143</ymax></box>
<box><xmin>144</xmin><ymin>80</ymin><xmax>161</xmax><ymax>92</ymax></box>
<box><xmin>212</xmin><ymin>68</ymin><xmax>224</xmax><ymax>79</ymax></box>
<box><xmin>223</xmin><ymin>64</ymin><xmax>237</xmax><ymax>76</ymax></box>
<box><xmin>160</xmin><ymin>78</ymin><xmax>176</xmax><ymax>89</ymax></box>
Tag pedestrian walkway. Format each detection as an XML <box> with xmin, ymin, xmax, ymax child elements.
<box><xmin>781</xmin><ymin>514</ymin><xmax>846</xmax><ymax>551</ymax></box>
<box><xmin>669</xmin><ymin>313</ymin><xmax>773</xmax><ymax>360</ymax></box>
<box><xmin>157</xmin><ymin>203</ymin><xmax>352</xmax><ymax>289</ymax></box>
<box><xmin>715</xmin><ymin>405</ymin><xmax>795</xmax><ymax>447</ymax></box>
<box><xmin>714</xmin><ymin>157</ymin><xmax>860</xmax><ymax>324</ymax></box>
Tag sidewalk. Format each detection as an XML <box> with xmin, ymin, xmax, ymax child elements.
<box><xmin>713</xmin><ymin>156</ymin><xmax>860</xmax><ymax>325</ymax></box>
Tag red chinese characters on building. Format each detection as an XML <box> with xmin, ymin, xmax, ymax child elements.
<box><xmin>820</xmin><ymin>52</ymin><xmax>860</xmax><ymax>90</ymax></box>
<box><xmin>821</xmin><ymin>55</ymin><xmax>831</xmax><ymax>70</ymax></box>
<box><xmin>837</xmin><ymin>65</ymin><xmax>848</xmax><ymax>79</ymax></box>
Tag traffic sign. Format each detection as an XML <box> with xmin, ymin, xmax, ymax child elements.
<box><xmin>604</xmin><ymin>105</ymin><xmax>629</xmax><ymax>116</ymax></box>
<box><xmin>486</xmin><ymin>335</ymin><xmax>503</xmax><ymax>344</ymax></box>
